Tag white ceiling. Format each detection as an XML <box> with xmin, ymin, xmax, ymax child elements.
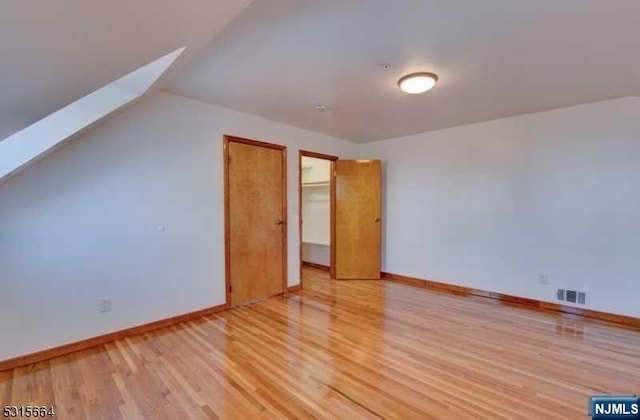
<box><xmin>168</xmin><ymin>0</ymin><xmax>640</xmax><ymax>142</ymax></box>
<box><xmin>0</xmin><ymin>0</ymin><xmax>253</xmax><ymax>140</ymax></box>
<box><xmin>0</xmin><ymin>47</ymin><xmax>186</xmax><ymax>184</ymax></box>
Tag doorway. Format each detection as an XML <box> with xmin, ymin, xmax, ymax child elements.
<box><xmin>224</xmin><ymin>136</ymin><xmax>287</xmax><ymax>307</ymax></box>
<box><xmin>299</xmin><ymin>154</ymin><xmax>382</xmax><ymax>285</ymax></box>
<box><xmin>299</xmin><ymin>151</ymin><xmax>337</xmax><ymax>284</ymax></box>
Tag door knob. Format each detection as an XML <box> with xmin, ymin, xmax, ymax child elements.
<box><xmin>374</xmin><ymin>217</ymin><xmax>380</xmax><ymax>223</ymax></box>
<box><xmin>276</xmin><ymin>220</ymin><xmax>285</xmax><ymax>225</ymax></box>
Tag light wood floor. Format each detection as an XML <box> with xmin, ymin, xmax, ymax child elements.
<box><xmin>2</xmin><ymin>268</ymin><xmax>639</xmax><ymax>419</ymax></box>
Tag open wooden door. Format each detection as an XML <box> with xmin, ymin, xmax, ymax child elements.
<box><xmin>335</xmin><ymin>160</ymin><xmax>381</xmax><ymax>279</ymax></box>
<box><xmin>225</xmin><ymin>136</ymin><xmax>287</xmax><ymax>307</ymax></box>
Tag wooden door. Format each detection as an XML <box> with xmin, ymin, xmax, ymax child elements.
<box><xmin>225</xmin><ymin>137</ymin><xmax>287</xmax><ymax>306</ymax></box>
<box><xmin>335</xmin><ymin>160</ymin><xmax>381</xmax><ymax>279</ymax></box>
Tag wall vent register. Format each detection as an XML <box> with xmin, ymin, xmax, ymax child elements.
<box><xmin>557</xmin><ymin>288</ymin><xmax>587</xmax><ymax>305</ymax></box>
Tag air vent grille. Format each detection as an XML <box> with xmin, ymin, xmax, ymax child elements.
<box><xmin>578</xmin><ymin>292</ymin><xmax>586</xmax><ymax>305</ymax></box>
<box><xmin>557</xmin><ymin>288</ymin><xmax>587</xmax><ymax>305</ymax></box>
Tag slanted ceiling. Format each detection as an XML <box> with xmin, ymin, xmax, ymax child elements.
<box><xmin>0</xmin><ymin>47</ymin><xmax>185</xmax><ymax>183</ymax></box>
<box><xmin>0</xmin><ymin>0</ymin><xmax>254</xmax><ymax>140</ymax></box>
<box><xmin>1</xmin><ymin>0</ymin><xmax>638</xmax><ymax>149</ymax></box>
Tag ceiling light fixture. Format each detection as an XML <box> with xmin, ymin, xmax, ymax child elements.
<box><xmin>314</xmin><ymin>104</ymin><xmax>329</xmax><ymax>112</ymax></box>
<box><xmin>398</xmin><ymin>72</ymin><xmax>438</xmax><ymax>94</ymax></box>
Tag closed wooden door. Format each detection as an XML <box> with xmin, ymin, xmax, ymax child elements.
<box><xmin>335</xmin><ymin>160</ymin><xmax>381</xmax><ymax>279</ymax></box>
<box><xmin>225</xmin><ymin>137</ymin><xmax>287</xmax><ymax>306</ymax></box>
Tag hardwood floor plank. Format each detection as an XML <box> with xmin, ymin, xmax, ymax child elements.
<box><xmin>1</xmin><ymin>268</ymin><xmax>639</xmax><ymax>419</ymax></box>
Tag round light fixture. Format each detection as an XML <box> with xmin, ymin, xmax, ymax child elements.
<box><xmin>398</xmin><ymin>72</ymin><xmax>438</xmax><ymax>94</ymax></box>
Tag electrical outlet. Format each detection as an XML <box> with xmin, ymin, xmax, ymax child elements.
<box><xmin>538</xmin><ymin>274</ymin><xmax>549</xmax><ymax>285</ymax></box>
<box><xmin>98</xmin><ymin>297</ymin><xmax>112</xmax><ymax>313</ymax></box>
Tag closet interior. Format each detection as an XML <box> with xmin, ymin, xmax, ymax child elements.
<box><xmin>301</xmin><ymin>156</ymin><xmax>331</xmax><ymax>268</ymax></box>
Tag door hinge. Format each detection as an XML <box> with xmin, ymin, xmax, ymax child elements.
<box><xmin>229</xmin><ymin>285</ymin><xmax>232</xmax><ymax>293</ymax></box>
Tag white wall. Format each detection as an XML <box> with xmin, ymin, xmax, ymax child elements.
<box><xmin>301</xmin><ymin>187</ymin><xmax>331</xmax><ymax>244</ymax></box>
<box><xmin>302</xmin><ymin>243</ymin><xmax>330</xmax><ymax>267</ymax></box>
<box><xmin>362</xmin><ymin>97</ymin><xmax>640</xmax><ymax>318</ymax></box>
<box><xmin>301</xmin><ymin>156</ymin><xmax>331</xmax><ymax>184</ymax></box>
<box><xmin>0</xmin><ymin>92</ymin><xmax>357</xmax><ymax>361</ymax></box>
<box><xmin>3</xmin><ymin>92</ymin><xmax>637</xmax><ymax>361</ymax></box>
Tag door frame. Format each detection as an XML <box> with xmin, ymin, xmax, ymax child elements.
<box><xmin>223</xmin><ymin>135</ymin><xmax>288</xmax><ymax>308</ymax></box>
<box><xmin>298</xmin><ymin>150</ymin><xmax>338</xmax><ymax>287</ymax></box>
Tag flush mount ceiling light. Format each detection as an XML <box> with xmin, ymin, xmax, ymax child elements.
<box><xmin>398</xmin><ymin>72</ymin><xmax>438</xmax><ymax>94</ymax></box>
